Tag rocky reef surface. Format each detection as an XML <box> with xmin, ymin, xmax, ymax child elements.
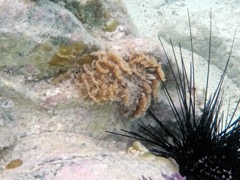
<box><xmin>0</xmin><ymin>0</ymin><xmax>239</xmax><ymax>179</ymax></box>
<box><xmin>0</xmin><ymin>0</ymin><xmax>178</xmax><ymax>179</ymax></box>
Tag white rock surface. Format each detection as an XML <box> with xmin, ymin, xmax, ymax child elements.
<box><xmin>0</xmin><ymin>132</ymin><xmax>177</xmax><ymax>180</ymax></box>
<box><xmin>122</xmin><ymin>0</ymin><xmax>240</xmax><ymax>116</ymax></box>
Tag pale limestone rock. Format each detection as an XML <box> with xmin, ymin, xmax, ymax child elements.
<box><xmin>0</xmin><ymin>0</ymin><xmax>178</xmax><ymax>179</ymax></box>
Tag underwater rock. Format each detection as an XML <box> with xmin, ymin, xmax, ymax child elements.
<box><xmin>0</xmin><ymin>127</ymin><xmax>15</xmax><ymax>150</ymax></box>
<box><xmin>123</xmin><ymin>0</ymin><xmax>240</xmax><ymax>87</ymax></box>
<box><xmin>103</xmin><ymin>37</ymin><xmax>166</xmax><ymax>60</ymax></box>
<box><xmin>0</xmin><ymin>0</ymin><xmax>168</xmax><ymax>136</ymax></box>
<box><xmin>0</xmin><ymin>0</ymin><xmax>98</xmax><ymax>81</ymax></box>
<box><xmin>0</xmin><ymin>132</ymin><xmax>176</xmax><ymax>179</ymax></box>
<box><xmin>49</xmin><ymin>0</ymin><xmax>138</xmax><ymax>38</ymax></box>
<box><xmin>0</xmin><ymin>0</ymin><xmax>182</xmax><ymax>179</ymax></box>
<box><xmin>158</xmin><ymin>9</ymin><xmax>240</xmax><ymax>87</ymax></box>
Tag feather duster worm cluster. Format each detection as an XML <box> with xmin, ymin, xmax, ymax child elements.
<box><xmin>49</xmin><ymin>43</ymin><xmax>165</xmax><ymax>118</ymax></box>
<box><xmin>74</xmin><ymin>51</ymin><xmax>165</xmax><ymax>118</ymax></box>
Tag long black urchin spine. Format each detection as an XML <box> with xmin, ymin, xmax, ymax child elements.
<box><xmin>113</xmin><ymin>9</ymin><xmax>240</xmax><ymax>179</ymax></box>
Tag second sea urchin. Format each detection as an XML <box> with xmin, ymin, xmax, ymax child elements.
<box><xmin>112</xmin><ymin>10</ymin><xmax>240</xmax><ymax>179</ymax></box>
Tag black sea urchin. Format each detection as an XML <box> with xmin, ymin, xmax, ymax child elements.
<box><xmin>111</xmin><ymin>10</ymin><xmax>240</xmax><ymax>179</ymax></box>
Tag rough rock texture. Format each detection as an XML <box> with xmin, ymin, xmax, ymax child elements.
<box><xmin>1</xmin><ymin>0</ymin><xmax>238</xmax><ymax>179</ymax></box>
<box><xmin>0</xmin><ymin>132</ymin><xmax>178</xmax><ymax>180</ymax></box>
<box><xmin>122</xmin><ymin>0</ymin><xmax>240</xmax><ymax>132</ymax></box>
<box><xmin>122</xmin><ymin>0</ymin><xmax>240</xmax><ymax>87</ymax></box>
<box><xmin>0</xmin><ymin>0</ymin><xmax>98</xmax><ymax>81</ymax></box>
<box><xmin>0</xmin><ymin>0</ymin><xmax>178</xmax><ymax>179</ymax></box>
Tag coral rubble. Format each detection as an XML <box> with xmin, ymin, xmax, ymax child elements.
<box><xmin>74</xmin><ymin>51</ymin><xmax>165</xmax><ymax>118</ymax></box>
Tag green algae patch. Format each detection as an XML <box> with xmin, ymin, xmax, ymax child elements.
<box><xmin>65</xmin><ymin>0</ymin><xmax>107</xmax><ymax>28</ymax></box>
<box><xmin>49</xmin><ymin>42</ymin><xmax>98</xmax><ymax>67</ymax></box>
<box><xmin>103</xmin><ymin>19</ymin><xmax>119</xmax><ymax>32</ymax></box>
<box><xmin>49</xmin><ymin>43</ymin><xmax>88</xmax><ymax>67</ymax></box>
<box><xmin>0</xmin><ymin>35</ymin><xmax>57</xmax><ymax>81</ymax></box>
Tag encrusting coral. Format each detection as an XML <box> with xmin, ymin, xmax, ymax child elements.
<box><xmin>74</xmin><ymin>51</ymin><xmax>165</xmax><ymax>118</ymax></box>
